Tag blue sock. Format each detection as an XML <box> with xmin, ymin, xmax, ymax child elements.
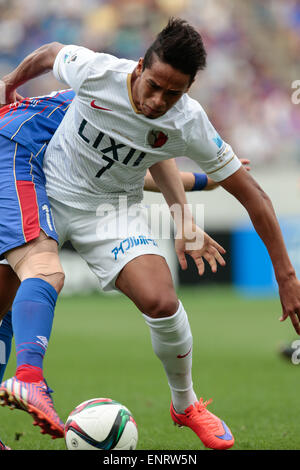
<box><xmin>0</xmin><ymin>311</ymin><xmax>13</xmax><ymax>383</ymax></box>
<box><xmin>12</xmin><ymin>278</ymin><xmax>57</xmax><ymax>382</ymax></box>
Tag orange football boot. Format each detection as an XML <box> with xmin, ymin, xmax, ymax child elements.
<box><xmin>0</xmin><ymin>377</ymin><xmax>64</xmax><ymax>439</ymax></box>
<box><xmin>170</xmin><ymin>398</ymin><xmax>234</xmax><ymax>450</ymax></box>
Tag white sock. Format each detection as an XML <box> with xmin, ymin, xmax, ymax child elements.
<box><xmin>142</xmin><ymin>301</ymin><xmax>198</xmax><ymax>413</ymax></box>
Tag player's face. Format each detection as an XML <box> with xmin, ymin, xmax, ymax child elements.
<box><xmin>132</xmin><ymin>56</ymin><xmax>192</xmax><ymax>119</ymax></box>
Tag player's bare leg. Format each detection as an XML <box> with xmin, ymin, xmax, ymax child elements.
<box><xmin>0</xmin><ymin>232</ymin><xmax>65</xmax><ymax>438</ymax></box>
<box><xmin>6</xmin><ymin>231</ymin><xmax>64</xmax><ymax>291</ymax></box>
<box><xmin>116</xmin><ymin>254</ymin><xmax>234</xmax><ymax>450</ymax></box>
<box><xmin>116</xmin><ymin>254</ymin><xmax>199</xmax><ymax>410</ymax></box>
<box><xmin>116</xmin><ymin>255</ymin><xmax>178</xmax><ymax>318</ymax></box>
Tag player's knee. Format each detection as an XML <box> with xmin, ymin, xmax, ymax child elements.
<box><xmin>12</xmin><ymin>249</ymin><xmax>65</xmax><ymax>294</ymax></box>
<box><xmin>142</xmin><ymin>292</ymin><xmax>179</xmax><ymax>319</ymax></box>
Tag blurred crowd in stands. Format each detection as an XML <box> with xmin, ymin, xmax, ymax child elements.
<box><xmin>0</xmin><ymin>0</ymin><xmax>299</xmax><ymax>168</ymax></box>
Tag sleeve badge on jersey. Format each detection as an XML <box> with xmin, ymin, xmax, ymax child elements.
<box><xmin>147</xmin><ymin>130</ymin><xmax>168</xmax><ymax>148</ymax></box>
<box><xmin>64</xmin><ymin>53</ymin><xmax>78</xmax><ymax>64</ymax></box>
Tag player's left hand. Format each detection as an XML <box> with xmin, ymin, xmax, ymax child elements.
<box><xmin>175</xmin><ymin>225</ymin><xmax>226</xmax><ymax>275</ymax></box>
<box><xmin>278</xmin><ymin>275</ymin><xmax>300</xmax><ymax>335</ymax></box>
<box><xmin>240</xmin><ymin>158</ymin><xmax>250</xmax><ymax>172</ymax></box>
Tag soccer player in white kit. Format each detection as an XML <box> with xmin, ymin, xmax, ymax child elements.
<box><xmin>1</xmin><ymin>18</ymin><xmax>300</xmax><ymax>450</ymax></box>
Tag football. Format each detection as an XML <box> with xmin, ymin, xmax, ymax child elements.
<box><xmin>64</xmin><ymin>398</ymin><xmax>138</xmax><ymax>450</ymax></box>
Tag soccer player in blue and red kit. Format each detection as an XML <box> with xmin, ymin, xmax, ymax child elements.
<box><xmin>0</xmin><ymin>89</ymin><xmax>75</xmax><ymax>444</ymax></box>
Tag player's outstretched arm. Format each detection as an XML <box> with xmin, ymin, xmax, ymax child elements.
<box><xmin>149</xmin><ymin>159</ymin><xmax>226</xmax><ymax>274</ymax></box>
<box><xmin>144</xmin><ymin>159</ymin><xmax>251</xmax><ymax>192</ymax></box>
<box><xmin>0</xmin><ymin>42</ymin><xmax>64</xmax><ymax>104</ymax></box>
<box><xmin>220</xmin><ymin>166</ymin><xmax>300</xmax><ymax>335</ymax></box>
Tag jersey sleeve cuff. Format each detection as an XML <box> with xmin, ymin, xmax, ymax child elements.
<box><xmin>205</xmin><ymin>155</ymin><xmax>242</xmax><ymax>182</ymax></box>
<box><xmin>53</xmin><ymin>46</ymin><xmax>68</xmax><ymax>83</ymax></box>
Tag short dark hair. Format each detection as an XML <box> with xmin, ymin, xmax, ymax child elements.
<box><xmin>143</xmin><ymin>17</ymin><xmax>207</xmax><ymax>83</ymax></box>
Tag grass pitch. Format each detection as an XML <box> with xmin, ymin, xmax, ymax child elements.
<box><xmin>1</xmin><ymin>286</ymin><xmax>299</xmax><ymax>451</ymax></box>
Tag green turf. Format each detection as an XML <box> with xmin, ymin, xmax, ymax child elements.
<box><xmin>1</xmin><ymin>285</ymin><xmax>299</xmax><ymax>450</ymax></box>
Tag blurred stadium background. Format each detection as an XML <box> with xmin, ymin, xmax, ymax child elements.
<box><xmin>1</xmin><ymin>0</ymin><xmax>300</xmax><ymax>450</ymax></box>
<box><xmin>0</xmin><ymin>0</ymin><xmax>299</xmax><ymax>296</ymax></box>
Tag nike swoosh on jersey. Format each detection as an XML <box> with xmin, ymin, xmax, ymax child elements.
<box><xmin>177</xmin><ymin>347</ymin><xmax>192</xmax><ymax>359</ymax></box>
<box><xmin>90</xmin><ymin>100</ymin><xmax>112</xmax><ymax>111</ymax></box>
<box><xmin>215</xmin><ymin>421</ymin><xmax>233</xmax><ymax>440</ymax></box>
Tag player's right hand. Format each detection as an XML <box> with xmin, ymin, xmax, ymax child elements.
<box><xmin>175</xmin><ymin>225</ymin><xmax>226</xmax><ymax>275</ymax></box>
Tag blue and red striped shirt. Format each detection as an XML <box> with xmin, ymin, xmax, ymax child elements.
<box><xmin>0</xmin><ymin>89</ymin><xmax>75</xmax><ymax>157</ymax></box>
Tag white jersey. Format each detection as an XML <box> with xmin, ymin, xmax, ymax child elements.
<box><xmin>44</xmin><ymin>45</ymin><xmax>241</xmax><ymax>210</ymax></box>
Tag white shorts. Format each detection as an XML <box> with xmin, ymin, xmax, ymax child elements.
<box><xmin>49</xmin><ymin>197</ymin><xmax>165</xmax><ymax>292</ymax></box>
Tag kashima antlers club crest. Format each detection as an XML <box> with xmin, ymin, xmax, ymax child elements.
<box><xmin>147</xmin><ymin>130</ymin><xmax>168</xmax><ymax>148</ymax></box>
